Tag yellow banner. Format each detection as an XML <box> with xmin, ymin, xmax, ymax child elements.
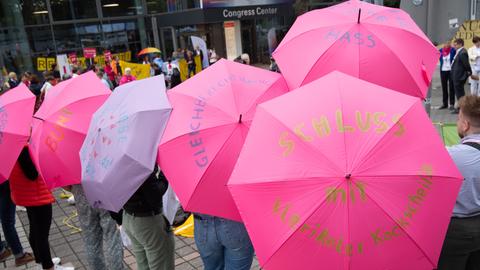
<box><xmin>74</xmin><ymin>51</ymin><xmax>132</xmax><ymax>69</ymax></box>
<box><xmin>37</xmin><ymin>58</ymin><xmax>47</xmax><ymax>71</ymax></box>
<box><xmin>119</xmin><ymin>60</ymin><xmax>151</xmax><ymax>80</ymax></box>
<box><xmin>178</xmin><ymin>56</ymin><xmax>203</xmax><ymax>82</ymax></box>
<box><xmin>454</xmin><ymin>20</ymin><xmax>480</xmax><ymax>49</ymax></box>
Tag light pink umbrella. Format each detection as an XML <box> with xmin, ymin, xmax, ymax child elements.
<box><xmin>272</xmin><ymin>0</ymin><xmax>439</xmax><ymax>98</ymax></box>
<box><xmin>157</xmin><ymin>59</ymin><xmax>289</xmax><ymax>221</ymax></box>
<box><xmin>30</xmin><ymin>72</ymin><xmax>110</xmax><ymax>189</ymax></box>
<box><xmin>228</xmin><ymin>71</ymin><xmax>463</xmax><ymax>270</ymax></box>
<box><xmin>0</xmin><ymin>84</ymin><xmax>36</xmax><ymax>183</ymax></box>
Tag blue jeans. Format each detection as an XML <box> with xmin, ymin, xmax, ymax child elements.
<box><xmin>0</xmin><ymin>182</ymin><xmax>23</xmax><ymax>256</ymax></box>
<box><xmin>194</xmin><ymin>215</ymin><xmax>254</xmax><ymax>270</ymax></box>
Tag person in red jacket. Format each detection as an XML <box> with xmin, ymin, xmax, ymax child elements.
<box><xmin>9</xmin><ymin>147</ymin><xmax>73</xmax><ymax>270</ymax></box>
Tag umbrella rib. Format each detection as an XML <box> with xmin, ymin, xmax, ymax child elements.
<box><xmin>299</xmin><ymin>23</ymin><xmax>359</xmax><ymax>87</ymax></box>
<box><xmin>184</xmin><ymin>124</ymin><xmax>240</xmax><ymax>211</ymax></box>
<box><xmin>351</xmin><ymin>101</ymin><xmax>418</xmax><ymax>175</ymax></box>
<box><xmin>336</xmin><ymin>75</ymin><xmax>349</xmax><ymax>174</ymax></box>
<box><xmin>171</xmin><ymin>91</ymin><xmax>237</xmax><ymax>121</ymax></box>
<box><xmin>161</xmin><ymin>122</ymin><xmax>237</xmax><ymax>146</ymax></box>
<box><xmin>361</xmin><ymin>23</ymin><xmax>428</xmax><ymax>97</ymax></box>
<box><xmin>361</xmin><ymin>186</ymin><xmax>437</xmax><ymax>267</ymax></box>
<box><xmin>262</xmin><ymin>180</ymin><xmax>345</xmax><ymax>268</ymax></box>
<box><xmin>261</xmin><ymin>108</ymin><xmax>344</xmax><ymax>175</ymax></box>
<box><xmin>243</xmin><ymin>78</ymin><xmax>283</xmax><ymax>118</ymax></box>
<box><xmin>275</xmin><ymin>23</ymin><xmax>352</xmax><ymax>54</ymax></box>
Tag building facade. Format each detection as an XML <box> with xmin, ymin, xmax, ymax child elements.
<box><xmin>400</xmin><ymin>0</ymin><xmax>480</xmax><ymax>46</ymax></box>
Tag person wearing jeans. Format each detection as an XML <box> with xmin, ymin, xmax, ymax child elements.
<box><xmin>0</xmin><ymin>181</ymin><xmax>34</xmax><ymax>266</ymax></box>
<box><xmin>9</xmin><ymin>147</ymin><xmax>73</xmax><ymax>270</ymax></box>
<box><xmin>194</xmin><ymin>214</ymin><xmax>254</xmax><ymax>270</ymax></box>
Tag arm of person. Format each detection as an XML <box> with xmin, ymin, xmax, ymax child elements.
<box><xmin>141</xmin><ymin>167</ymin><xmax>169</xmax><ymax>210</ymax></box>
<box><xmin>461</xmin><ymin>52</ymin><xmax>473</xmax><ymax>76</ymax></box>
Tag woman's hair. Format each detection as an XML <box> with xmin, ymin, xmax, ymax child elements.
<box><xmin>18</xmin><ymin>147</ymin><xmax>39</xmax><ymax>180</ymax></box>
<box><xmin>124</xmin><ymin>67</ymin><xmax>132</xmax><ymax>75</ymax></box>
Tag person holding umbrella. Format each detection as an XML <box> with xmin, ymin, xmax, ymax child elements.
<box><xmin>122</xmin><ymin>166</ymin><xmax>174</xmax><ymax>270</ymax></box>
<box><xmin>438</xmin><ymin>95</ymin><xmax>480</xmax><ymax>270</ymax></box>
<box><xmin>9</xmin><ymin>147</ymin><xmax>73</xmax><ymax>270</ymax></box>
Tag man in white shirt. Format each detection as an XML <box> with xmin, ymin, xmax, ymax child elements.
<box><xmin>468</xmin><ymin>37</ymin><xmax>480</xmax><ymax>96</ymax></box>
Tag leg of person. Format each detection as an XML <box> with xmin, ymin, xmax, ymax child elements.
<box><xmin>218</xmin><ymin>219</ymin><xmax>254</xmax><ymax>270</ymax></box>
<box><xmin>470</xmin><ymin>71</ymin><xmax>479</xmax><ymax>96</ymax></box>
<box><xmin>134</xmin><ymin>214</ymin><xmax>174</xmax><ymax>270</ymax></box>
<box><xmin>466</xmin><ymin>249</ymin><xmax>480</xmax><ymax>270</ymax></box>
<box><xmin>27</xmin><ymin>204</ymin><xmax>53</xmax><ymax>269</ymax></box>
<box><xmin>26</xmin><ymin>206</ymin><xmax>42</xmax><ymax>265</ymax></box>
<box><xmin>0</xmin><ymin>182</ymin><xmax>13</xmax><ymax>261</ymax></box>
<box><xmin>194</xmin><ymin>215</ymin><xmax>224</xmax><ymax>270</ymax></box>
<box><xmin>0</xmin><ymin>183</ymin><xmax>33</xmax><ymax>266</ymax></box>
<box><xmin>98</xmin><ymin>208</ymin><xmax>125</xmax><ymax>270</ymax></box>
<box><xmin>438</xmin><ymin>217</ymin><xmax>480</xmax><ymax>270</ymax></box>
<box><xmin>440</xmin><ymin>71</ymin><xmax>449</xmax><ymax>107</ymax></box>
<box><xmin>447</xmin><ymin>72</ymin><xmax>456</xmax><ymax>108</ymax></box>
<box><xmin>71</xmin><ymin>185</ymin><xmax>107</xmax><ymax>270</ymax></box>
<box><xmin>27</xmin><ymin>205</ymin><xmax>54</xmax><ymax>270</ymax></box>
<box><xmin>123</xmin><ymin>212</ymin><xmax>148</xmax><ymax>270</ymax></box>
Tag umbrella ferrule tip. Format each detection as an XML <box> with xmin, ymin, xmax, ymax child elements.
<box><xmin>345</xmin><ymin>174</ymin><xmax>352</xmax><ymax>179</ymax></box>
<box><xmin>239</xmin><ymin>114</ymin><xmax>243</xmax><ymax>123</ymax></box>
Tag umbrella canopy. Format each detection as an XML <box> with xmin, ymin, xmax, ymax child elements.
<box><xmin>272</xmin><ymin>0</ymin><xmax>438</xmax><ymax>98</ymax></box>
<box><xmin>30</xmin><ymin>72</ymin><xmax>110</xmax><ymax>189</ymax></box>
<box><xmin>228</xmin><ymin>71</ymin><xmax>463</xmax><ymax>270</ymax></box>
<box><xmin>138</xmin><ymin>47</ymin><xmax>161</xmax><ymax>56</ymax></box>
<box><xmin>0</xmin><ymin>84</ymin><xmax>36</xmax><ymax>183</ymax></box>
<box><xmin>157</xmin><ymin>58</ymin><xmax>289</xmax><ymax>221</ymax></box>
<box><xmin>80</xmin><ymin>75</ymin><xmax>172</xmax><ymax>212</ymax></box>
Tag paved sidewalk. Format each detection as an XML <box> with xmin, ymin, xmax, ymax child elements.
<box><xmin>0</xmin><ymin>190</ymin><xmax>261</xmax><ymax>270</ymax></box>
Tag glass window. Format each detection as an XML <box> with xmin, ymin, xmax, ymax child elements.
<box><xmin>147</xmin><ymin>1</ymin><xmax>167</xmax><ymax>14</ymax></box>
<box><xmin>101</xmin><ymin>0</ymin><xmax>143</xmax><ymax>17</ymax></box>
<box><xmin>53</xmin><ymin>24</ymin><xmax>81</xmax><ymax>53</ymax></box>
<box><xmin>50</xmin><ymin>0</ymin><xmax>98</xmax><ymax>21</ymax></box>
<box><xmin>20</xmin><ymin>0</ymin><xmax>50</xmax><ymax>25</ymax></box>
<box><xmin>26</xmin><ymin>26</ymin><xmax>54</xmax><ymax>54</ymax></box>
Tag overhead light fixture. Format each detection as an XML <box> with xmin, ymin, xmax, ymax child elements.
<box><xmin>103</xmin><ymin>3</ymin><xmax>119</xmax><ymax>7</ymax></box>
<box><xmin>33</xmin><ymin>10</ymin><xmax>48</xmax><ymax>14</ymax></box>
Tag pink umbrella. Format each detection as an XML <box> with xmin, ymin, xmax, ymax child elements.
<box><xmin>30</xmin><ymin>72</ymin><xmax>110</xmax><ymax>189</ymax></box>
<box><xmin>0</xmin><ymin>84</ymin><xmax>36</xmax><ymax>183</ymax></box>
<box><xmin>228</xmin><ymin>71</ymin><xmax>463</xmax><ymax>270</ymax></box>
<box><xmin>272</xmin><ymin>0</ymin><xmax>439</xmax><ymax>98</ymax></box>
<box><xmin>157</xmin><ymin>59</ymin><xmax>289</xmax><ymax>221</ymax></box>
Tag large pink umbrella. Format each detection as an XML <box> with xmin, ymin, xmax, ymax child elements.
<box><xmin>272</xmin><ymin>0</ymin><xmax>439</xmax><ymax>98</ymax></box>
<box><xmin>228</xmin><ymin>72</ymin><xmax>463</xmax><ymax>270</ymax></box>
<box><xmin>157</xmin><ymin>59</ymin><xmax>289</xmax><ymax>221</ymax></box>
<box><xmin>0</xmin><ymin>84</ymin><xmax>36</xmax><ymax>183</ymax></box>
<box><xmin>30</xmin><ymin>72</ymin><xmax>110</xmax><ymax>189</ymax></box>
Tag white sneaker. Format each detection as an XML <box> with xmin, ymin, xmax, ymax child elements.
<box><xmin>52</xmin><ymin>257</ymin><xmax>61</xmax><ymax>265</ymax></box>
<box><xmin>16</xmin><ymin>206</ymin><xmax>27</xmax><ymax>212</ymax></box>
<box><xmin>67</xmin><ymin>196</ymin><xmax>75</xmax><ymax>205</ymax></box>
<box><xmin>55</xmin><ymin>265</ymin><xmax>74</xmax><ymax>270</ymax></box>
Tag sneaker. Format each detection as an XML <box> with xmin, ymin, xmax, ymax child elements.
<box><xmin>16</xmin><ymin>206</ymin><xmax>27</xmax><ymax>212</ymax></box>
<box><xmin>52</xmin><ymin>257</ymin><xmax>61</xmax><ymax>265</ymax></box>
<box><xmin>15</xmin><ymin>252</ymin><xmax>35</xmax><ymax>266</ymax></box>
<box><xmin>67</xmin><ymin>196</ymin><xmax>75</xmax><ymax>205</ymax></box>
<box><xmin>449</xmin><ymin>105</ymin><xmax>455</xmax><ymax>111</ymax></box>
<box><xmin>451</xmin><ymin>109</ymin><xmax>460</xmax><ymax>114</ymax></box>
<box><xmin>0</xmin><ymin>248</ymin><xmax>12</xmax><ymax>262</ymax></box>
<box><xmin>54</xmin><ymin>264</ymin><xmax>74</xmax><ymax>270</ymax></box>
<box><xmin>437</xmin><ymin>105</ymin><xmax>448</xmax><ymax>110</ymax></box>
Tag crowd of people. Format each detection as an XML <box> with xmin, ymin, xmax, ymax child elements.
<box><xmin>438</xmin><ymin>37</ymin><xmax>480</xmax><ymax>113</ymax></box>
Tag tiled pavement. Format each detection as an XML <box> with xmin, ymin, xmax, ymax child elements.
<box><xmin>0</xmin><ymin>190</ymin><xmax>261</xmax><ymax>270</ymax></box>
<box><xmin>0</xmin><ymin>65</ymin><xmax>465</xmax><ymax>270</ymax></box>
